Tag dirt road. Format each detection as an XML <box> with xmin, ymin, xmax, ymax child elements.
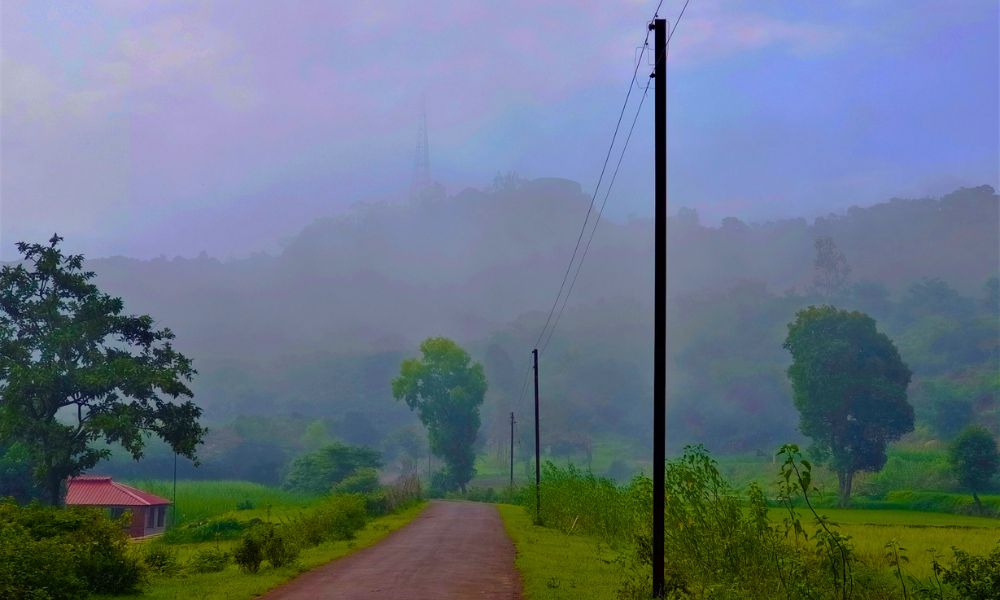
<box><xmin>262</xmin><ymin>500</ymin><xmax>522</xmax><ymax>600</ymax></box>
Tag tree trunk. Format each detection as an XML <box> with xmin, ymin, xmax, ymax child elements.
<box><xmin>837</xmin><ymin>471</ymin><xmax>853</xmax><ymax>508</ymax></box>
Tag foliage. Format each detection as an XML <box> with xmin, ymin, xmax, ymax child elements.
<box><xmin>0</xmin><ymin>499</ymin><xmax>146</xmax><ymax>597</ymax></box>
<box><xmin>392</xmin><ymin>337</ymin><xmax>487</xmax><ymax>493</ymax></box>
<box><xmin>288</xmin><ymin>494</ymin><xmax>368</xmax><ymax>547</ymax></box>
<box><xmin>948</xmin><ymin>426</ymin><xmax>999</xmax><ymax>510</ymax></box>
<box><xmin>186</xmin><ymin>547</ymin><xmax>230</xmax><ymax>574</ymax></box>
<box><xmin>256</xmin><ymin>523</ymin><xmax>300</xmax><ymax>568</ymax></box>
<box><xmin>233</xmin><ymin>530</ymin><xmax>265</xmax><ymax>574</ymax></box>
<box><xmin>784</xmin><ymin>306</ymin><xmax>914</xmax><ymax>506</ymax></box>
<box><xmin>813</xmin><ymin>236</ymin><xmax>851</xmax><ymax>297</ymax></box>
<box><xmin>144</xmin><ymin>542</ymin><xmax>180</xmax><ymax>575</ymax></box>
<box><xmin>282</xmin><ymin>443</ymin><xmax>382</xmax><ymax>495</ymax></box>
<box><xmin>364</xmin><ymin>474</ymin><xmax>423</xmax><ymax>516</ymax></box>
<box><xmin>939</xmin><ymin>542</ymin><xmax>1000</xmax><ymax>600</ymax></box>
<box><xmin>332</xmin><ymin>467</ymin><xmax>380</xmax><ymax>494</ymax></box>
<box><xmin>0</xmin><ymin>235</ymin><xmax>205</xmax><ymax>504</ymax></box>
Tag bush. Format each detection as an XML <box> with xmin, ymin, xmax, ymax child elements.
<box><xmin>0</xmin><ymin>499</ymin><xmax>146</xmax><ymax>596</ymax></box>
<box><xmin>259</xmin><ymin>524</ymin><xmax>299</xmax><ymax>568</ymax></box>
<box><xmin>144</xmin><ymin>542</ymin><xmax>180</xmax><ymax>575</ymax></box>
<box><xmin>365</xmin><ymin>474</ymin><xmax>423</xmax><ymax>515</ymax></box>
<box><xmin>0</xmin><ymin>519</ymin><xmax>88</xmax><ymax>600</ymax></box>
<box><xmin>333</xmin><ymin>467</ymin><xmax>380</xmax><ymax>494</ymax></box>
<box><xmin>940</xmin><ymin>542</ymin><xmax>1000</xmax><ymax>600</ymax></box>
<box><xmin>187</xmin><ymin>547</ymin><xmax>230</xmax><ymax>573</ymax></box>
<box><xmin>163</xmin><ymin>517</ymin><xmax>251</xmax><ymax>543</ymax></box>
<box><xmin>233</xmin><ymin>529</ymin><xmax>265</xmax><ymax>574</ymax></box>
<box><xmin>290</xmin><ymin>494</ymin><xmax>368</xmax><ymax>547</ymax></box>
<box><xmin>236</xmin><ymin>499</ymin><xmax>255</xmax><ymax>510</ymax></box>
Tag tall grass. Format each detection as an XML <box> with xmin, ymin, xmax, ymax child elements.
<box><xmin>127</xmin><ymin>480</ymin><xmax>316</xmax><ymax>526</ymax></box>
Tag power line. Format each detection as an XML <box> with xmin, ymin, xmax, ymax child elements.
<box><xmin>538</xmin><ymin>0</ymin><xmax>691</xmax><ymax>353</ymax></box>
<box><xmin>541</xmin><ymin>80</ymin><xmax>652</xmax><ymax>353</ymax></box>
<box><xmin>531</xmin><ymin>9</ymin><xmax>661</xmax><ymax>352</ymax></box>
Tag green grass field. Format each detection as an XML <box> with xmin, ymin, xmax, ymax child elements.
<box><xmin>498</xmin><ymin>504</ymin><xmax>624</xmax><ymax>599</ymax></box>
<box><xmin>126</xmin><ymin>480</ymin><xmax>317</xmax><ymax>526</ymax></box>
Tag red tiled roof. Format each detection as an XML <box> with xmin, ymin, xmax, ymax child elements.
<box><xmin>66</xmin><ymin>476</ymin><xmax>171</xmax><ymax>507</ymax></box>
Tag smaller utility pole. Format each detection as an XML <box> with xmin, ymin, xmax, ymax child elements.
<box><xmin>509</xmin><ymin>412</ymin><xmax>516</xmax><ymax>489</ymax></box>
<box><xmin>533</xmin><ymin>348</ymin><xmax>541</xmax><ymax>523</ymax></box>
<box><xmin>172</xmin><ymin>452</ymin><xmax>178</xmax><ymax>526</ymax></box>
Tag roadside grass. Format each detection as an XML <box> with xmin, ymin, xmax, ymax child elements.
<box><xmin>95</xmin><ymin>502</ymin><xmax>426</xmax><ymax>600</ymax></box>
<box><xmin>127</xmin><ymin>480</ymin><xmax>316</xmax><ymax>526</ymax></box>
<box><xmin>498</xmin><ymin>504</ymin><xmax>622</xmax><ymax>600</ymax></box>
<box><xmin>777</xmin><ymin>507</ymin><xmax>1000</xmax><ymax>579</ymax></box>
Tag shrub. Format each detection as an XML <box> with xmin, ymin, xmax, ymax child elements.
<box><xmin>187</xmin><ymin>547</ymin><xmax>230</xmax><ymax>573</ymax></box>
<box><xmin>233</xmin><ymin>530</ymin><xmax>265</xmax><ymax>574</ymax></box>
<box><xmin>291</xmin><ymin>494</ymin><xmax>368</xmax><ymax>547</ymax></box>
<box><xmin>940</xmin><ymin>542</ymin><xmax>1000</xmax><ymax>600</ymax></box>
<box><xmin>144</xmin><ymin>542</ymin><xmax>180</xmax><ymax>575</ymax></box>
<box><xmin>260</xmin><ymin>524</ymin><xmax>299</xmax><ymax>568</ymax></box>
<box><xmin>333</xmin><ymin>467</ymin><xmax>381</xmax><ymax>494</ymax></box>
<box><xmin>0</xmin><ymin>519</ymin><xmax>88</xmax><ymax>600</ymax></box>
<box><xmin>163</xmin><ymin>517</ymin><xmax>250</xmax><ymax>543</ymax></box>
<box><xmin>0</xmin><ymin>499</ymin><xmax>146</xmax><ymax>596</ymax></box>
<box><xmin>236</xmin><ymin>499</ymin><xmax>255</xmax><ymax>510</ymax></box>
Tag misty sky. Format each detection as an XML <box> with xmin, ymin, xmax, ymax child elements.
<box><xmin>2</xmin><ymin>0</ymin><xmax>997</xmax><ymax>260</ymax></box>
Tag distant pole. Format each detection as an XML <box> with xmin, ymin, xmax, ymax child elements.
<box><xmin>533</xmin><ymin>348</ymin><xmax>541</xmax><ymax>523</ymax></box>
<box><xmin>651</xmin><ymin>17</ymin><xmax>668</xmax><ymax>599</ymax></box>
<box><xmin>172</xmin><ymin>452</ymin><xmax>178</xmax><ymax>526</ymax></box>
<box><xmin>509</xmin><ymin>411</ymin><xmax>516</xmax><ymax>489</ymax></box>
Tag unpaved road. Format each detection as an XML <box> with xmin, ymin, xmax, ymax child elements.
<box><xmin>262</xmin><ymin>500</ymin><xmax>522</xmax><ymax>600</ymax></box>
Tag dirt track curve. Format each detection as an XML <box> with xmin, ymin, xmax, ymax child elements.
<box><xmin>261</xmin><ymin>500</ymin><xmax>522</xmax><ymax>600</ymax></box>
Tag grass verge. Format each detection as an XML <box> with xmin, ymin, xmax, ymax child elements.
<box><xmin>497</xmin><ymin>504</ymin><xmax>622</xmax><ymax>600</ymax></box>
<box><xmin>95</xmin><ymin>502</ymin><xmax>426</xmax><ymax>600</ymax></box>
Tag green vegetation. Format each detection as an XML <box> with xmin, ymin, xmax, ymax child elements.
<box><xmin>282</xmin><ymin>442</ymin><xmax>382</xmax><ymax>495</ymax></box>
<box><xmin>393</xmin><ymin>337</ymin><xmax>487</xmax><ymax>493</ymax></box>
<box><xmin>498</xmin><ymin>503</ymin><xmax>620</xmax><ymax>599</ymax></box>
<box><xmin>506</xmin><ymin>446</ymin><xmax>1000</xmax><ymax>599</ymax></box>
<box><xmin>0</xmin><ymin>235</ymin><xmax>205</xmax><ymax>505</ymax></box>
<box><xmin>785</xmin><ymin>306</ymin><xmax>914</xmax><ymax>506</ymax></box>
<box><xmin>0</xmin><ymin>500</ymin><xmax>145</xmax><ymax>599</ymax></box>
<box><xmin>126</xmin><ymin>480</ymin><xmax>316</xmax><ymax>527</ymax></box>
<box><xmin>949</xmin><ymin>426</ymin><xmax>1000</xmax><ymax>512</ymax></box>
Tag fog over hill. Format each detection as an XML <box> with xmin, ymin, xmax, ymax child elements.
<box><xmin>71</xmin><ymin>180</ymin><xmax>998</xmax><ymax>460</ymax></box>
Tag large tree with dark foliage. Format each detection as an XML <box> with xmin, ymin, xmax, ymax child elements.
<box><xmin>949</xmin><ymin>426</ymin><xmax>999</xmax><ymax>513</ymax></box>
<box><xmin>784</xmin><ymin>306</ymin><xmax>913</xmax><ymax>506</ymax></box>
<box><xmin>392</xmin><ymin>337</ymin><xmax>486</xmax><ymax>493</ymax></box>
<box><xmin>0</xmin><ymin>236</ymin><xmax>205</xmax><ymax>505</ymax></box>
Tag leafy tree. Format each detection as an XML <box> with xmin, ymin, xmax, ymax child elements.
<box><xmin>0</xmin><ymin>236</ymin><xmax>205</xmax><ymax>505</ymax></box>
<box><xmin>784</xmin><ymin>306</ymin><xmax>913</xmax><ymax>506</ymax></box>
<box><xmin>948</xmin><ymin>426</ymin><xmax>999</xmax><ymax>512</ymax></box>
<box><xmin>392</xmin><ymin>337</ymin><xmax>487</xmax><ymax>492</ymax></box>
<box><xmin>282</xmin><ymin>442</ymin><xmax>382</xmax><ymax>494</ymax></box>
<box><xmin>812</xmin><ymin>236</ymin><xmax>851</xmax><ymax>298</ymax></box>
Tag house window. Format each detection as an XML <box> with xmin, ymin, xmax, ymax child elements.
<box><xmin>157</xmin><ymin>506</ymin><xmax>165</xmax><ymax>527</ymax></box>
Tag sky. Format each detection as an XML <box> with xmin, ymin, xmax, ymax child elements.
<box><xmin>1</xmin><ymin>0</ymin><xmax>997</xmax><ymax>260</ymax></box>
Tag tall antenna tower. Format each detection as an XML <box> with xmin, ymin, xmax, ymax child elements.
<box><xmin>410</xmin><ymin>98</ymin><xmax>431</xmax><ymax>200</ymax></box>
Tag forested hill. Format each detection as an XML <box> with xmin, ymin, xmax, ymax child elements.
<box><xmin>87</xmin><ymin>181</ymin><xmax>997</xmax><ymax>363</ymax></box>
<box><xmin>77</xmin><ymin>182</ymin><xmax>997</xmax><ymax>460</ymax></box>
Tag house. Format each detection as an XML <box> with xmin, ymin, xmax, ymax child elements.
<box><xmin>66</xmin><ymin>475</ymin><xmax>171</xmax><ymax>538</ymax></box>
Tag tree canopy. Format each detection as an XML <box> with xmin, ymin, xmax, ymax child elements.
<box><xmin>282</xmin><ymin>442</ymin><xmax>382</xmax><ymax>494</ymax></box>
<box><xmin>948</xmin><ymin>426</ymin><xmax>999</xmax><ymax>511</ymax></box>
<box><xmin>0</xmin><ymin>236</ymin><xmax>205</xmax><ymax>504</ymax></box>
<box><xmin>392</xmin><ymin>337</ymin><xmax>487</xmax><ymax>492</ymax></box>
<box><xmin>784</xmin><ymin>305</ymin><xmax>913</xmax><ymax>506</ymax></box>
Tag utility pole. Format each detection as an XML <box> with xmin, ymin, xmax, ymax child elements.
<box><xmin>532</xmin><ymin>348</ymin><xmax>541</xmax><ymax>523</ymax></box>
<box><xmin>651</xmin><ymin>17</ymin><xmax>668</xmax><ymax>599</ymax></box>
<box><xmin>172</xmin><ymin>452</ymin><xmax>178</xmax><ymax>526</ymax></box>
<box><xmin>509</xmin><ymin>412</ymin><xmax>516</xmax><ymax>489</ymax></box>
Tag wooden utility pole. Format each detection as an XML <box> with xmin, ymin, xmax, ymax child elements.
<box><xmin>651</xmin><ymin>17</ymin><xmax>668</xmax><ymax>599</ymax></box>
<box><xmin>532</xmin><ymin>348</ymin><xmax>541</xmax><ymax>523</ymax></box>
<box><xmin>509</xmin><ymin>412</ymin><xmax>516</xmax><ymax>489</ymax></box>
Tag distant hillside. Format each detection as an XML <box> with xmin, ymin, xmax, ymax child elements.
<box><xmin>75</xmin><ymin>182</ymin><xmax>997</xmax><ymax>454</ymax></box>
